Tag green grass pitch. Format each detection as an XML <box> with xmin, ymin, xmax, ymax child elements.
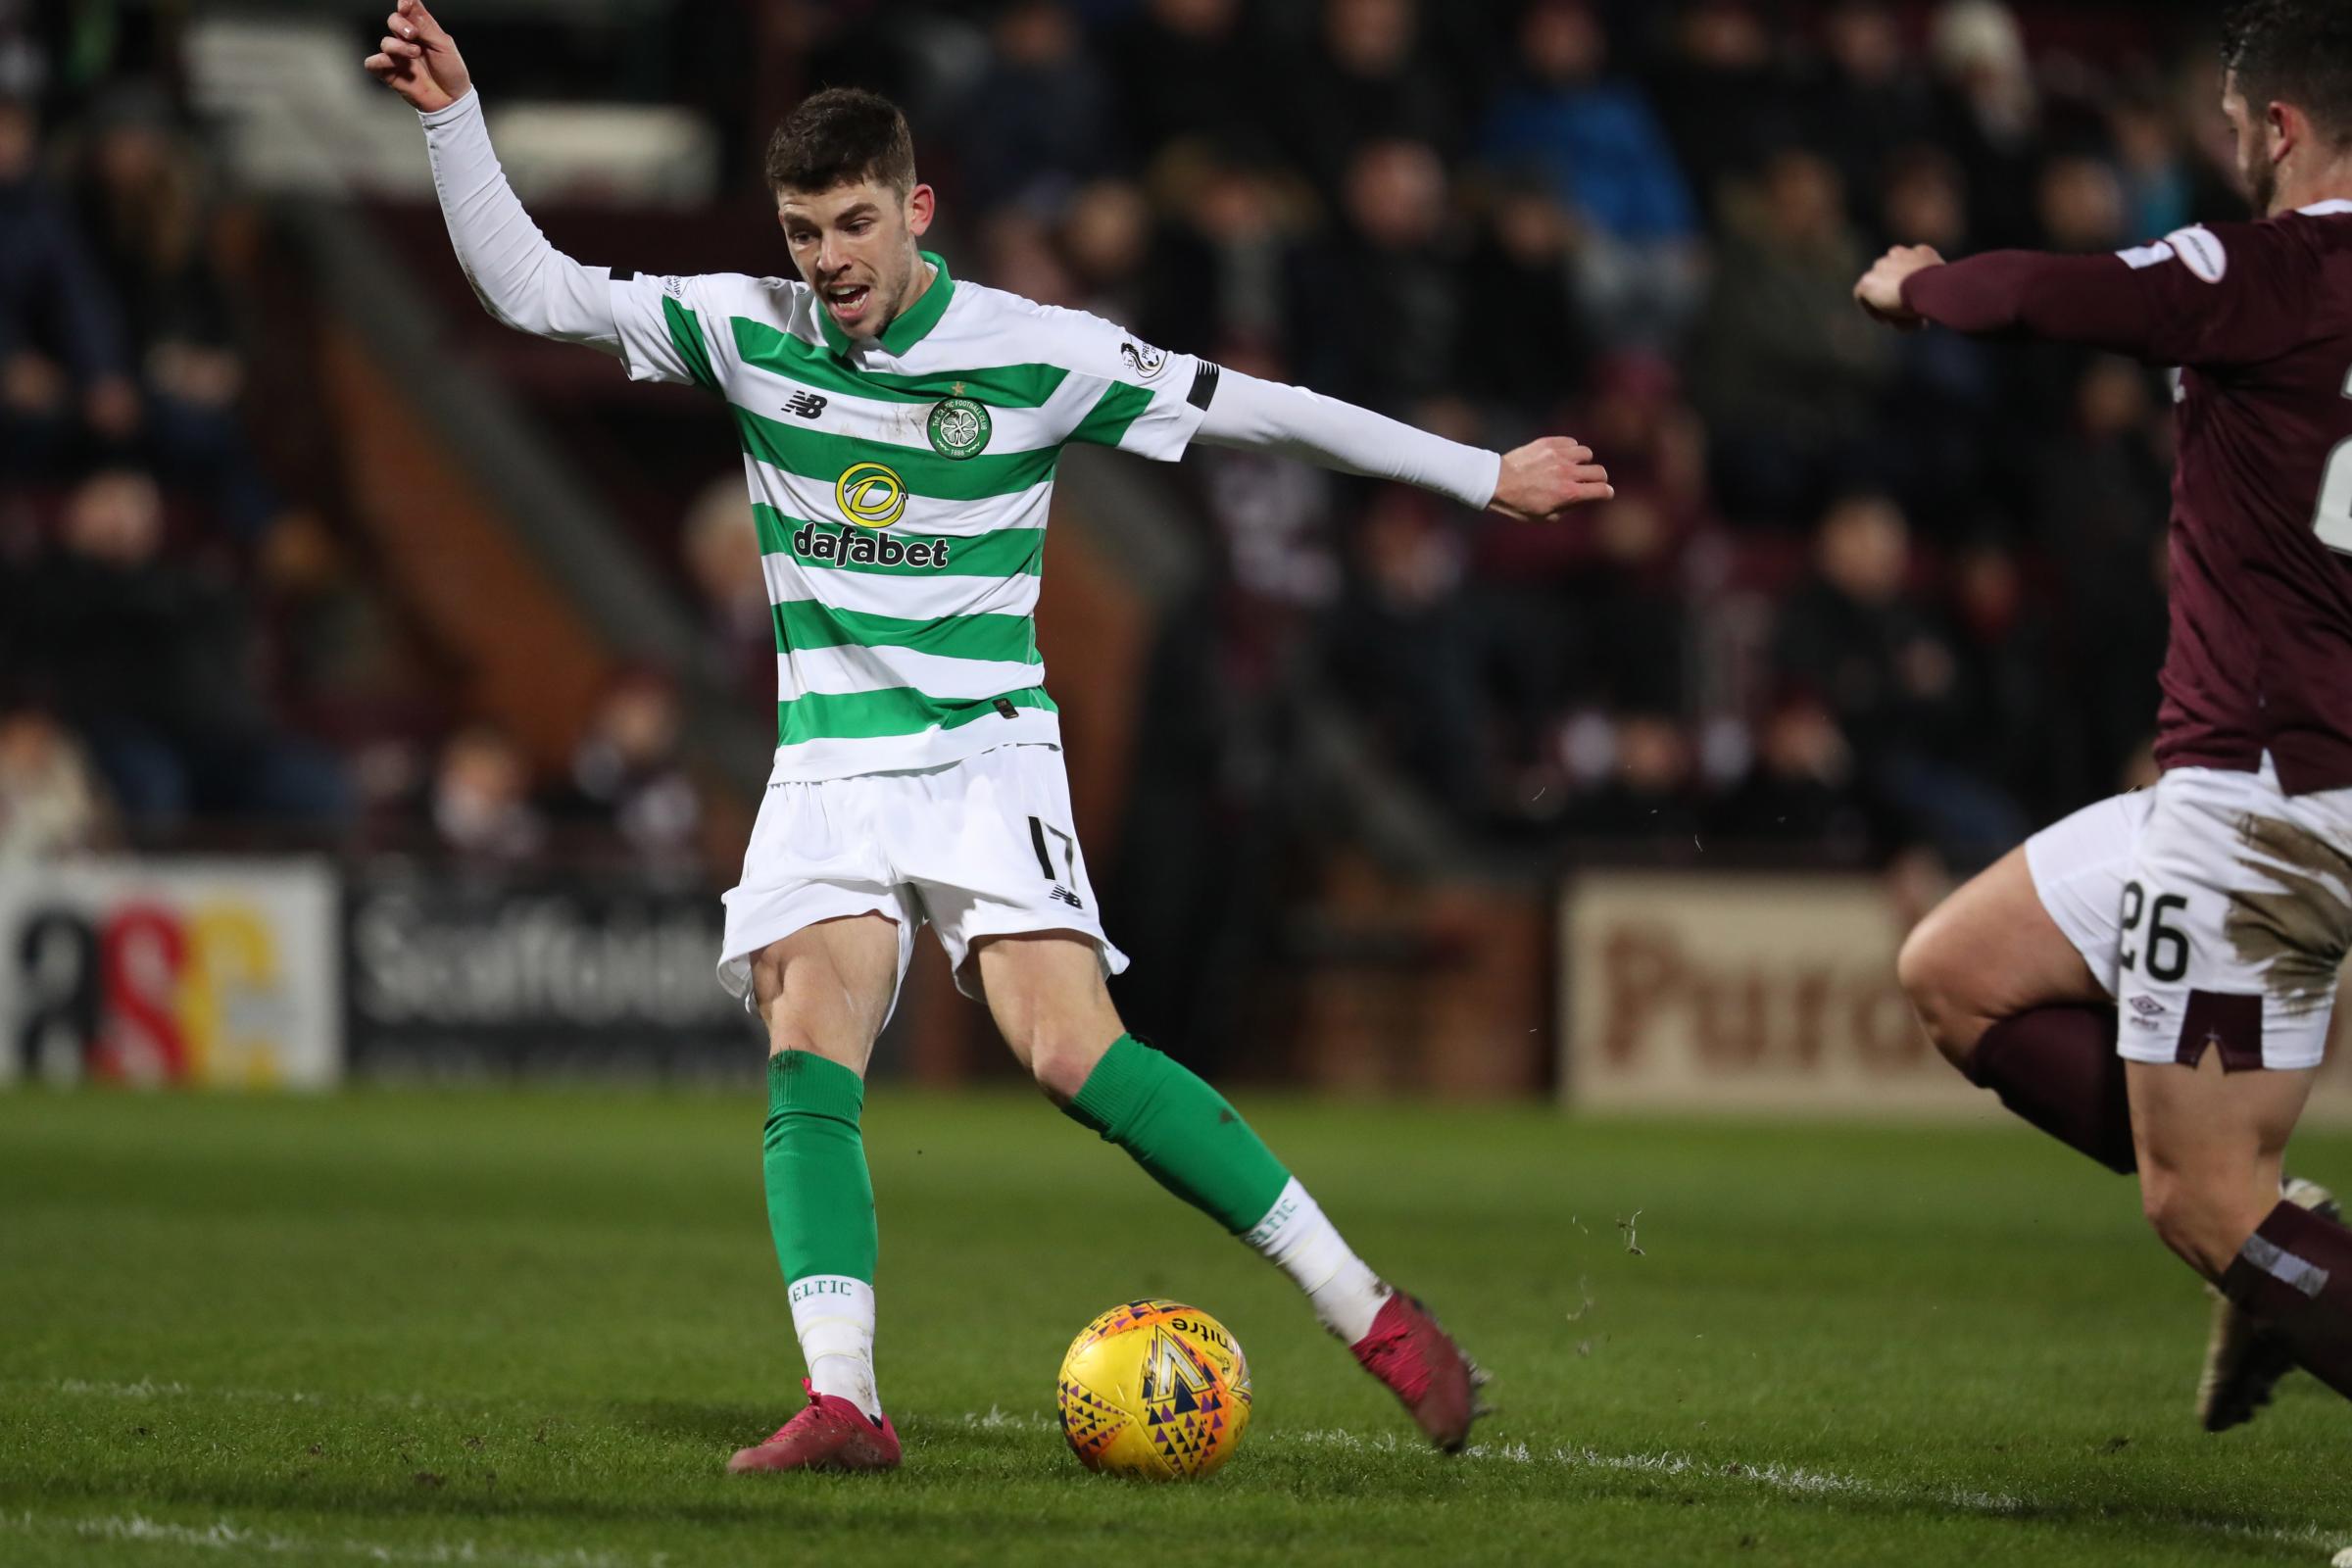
<box><xmin>3</xmin><ymin>1087</ymin><xmax>2347</xmax><ymax>1567</ymax></box>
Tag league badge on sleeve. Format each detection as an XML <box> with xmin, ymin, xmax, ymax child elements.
<box><xmin>1118</xmin><ymin>341</ymin><xmax>1169</xmax><ymax>380</ymax></box>
<box><xmin>927</xmin><ymin>389</ymin><xmax>993</xmax><ymax>460</ymax></box>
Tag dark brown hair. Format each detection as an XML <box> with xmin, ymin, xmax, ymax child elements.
<box><xmin>2226</xmin><ymin>1</ymin><xmax>2352</xmax><ymax>148</ymax></box>
<box><xmin>763</xmin><ymin>86</ymin><xmax>917</xmax><ymax>196</ymax></box>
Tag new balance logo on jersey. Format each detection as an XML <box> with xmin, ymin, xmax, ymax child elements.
<box><xmin>1050</xmin><ymin>885</ymin><xmax>1084</xmax><ymax>909</ymax></box>
<box><xmin>784</xmin><ymin>391</ymin><xmax>829</xmax><ymax>419</ymax></box>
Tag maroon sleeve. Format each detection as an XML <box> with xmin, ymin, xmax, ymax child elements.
<box><xmin>1900</xmin><ymin>252</ymin><xmax>2155</xmax><ymax>353</ymax></box>
<box><xmin>1900</xmin><ymin>222</ymin><xmax>2317</xmax><ymax>369</ymax></box>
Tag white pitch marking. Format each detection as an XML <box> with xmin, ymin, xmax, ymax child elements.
<box><xmin>0</xmin><ymin>1510</ymin><xmax>666</xmax><ymax>1568</ymax></box>
<box><xmin>25</xmin><ymin>1383</ymin><xmax>2343</xmax><ymax>1557</ymax></box>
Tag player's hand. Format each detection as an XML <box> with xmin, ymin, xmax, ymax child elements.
<box><xmin>1854</xmin><ymin>245</ymin><xmax>1943</xmax><ymax>330</ymax></box>
<box><xmin>1488</xmin><ymin>436</ymin><xmax>1613</xmax><ymax>521</ymax></box>
<box><xmin>364</xmin><ymin>0</ymin><xmax>470</xmax><ymax>114</ymax></box>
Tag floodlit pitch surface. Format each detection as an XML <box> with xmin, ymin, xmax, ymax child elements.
<box><xmin>3</xmin><ymin>1089</ymin><xmax>2347</xmax><ymax>1567</ymax></box>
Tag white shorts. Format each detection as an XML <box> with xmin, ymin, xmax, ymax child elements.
<box><xmin>2026</xmin><ymin>758</ymin><xmax>2352</xmax><ymax>1071</ymax></box>
<box><xmin>715</xmin><ymin>742</ymin><xmax>1127</xmax><ymax>1012</ymax></box>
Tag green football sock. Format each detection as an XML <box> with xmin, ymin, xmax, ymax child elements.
<box><xmin>763</xmin><ymin>1050</ymin><xmax>881</xmax><ymax>1417</ymax></box>
<box><xmin>1062</xmin><ymin>1034</ymin><xmax>1291</xmax><ymax>1234</ymax></box>
<box><xmin>762</xmin><ymin>1049</ymin><xmax>876</xmax><ymax>1283</ymax></box>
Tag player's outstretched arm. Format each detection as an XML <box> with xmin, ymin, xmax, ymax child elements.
<box><xmin>364</xmin><ymin>1</ymin><xmax>620</xmax><ymax>353</ymax></box>
<box><xmin>1853</xmin><ymin>240</ymin><xmax>2201</xmax><ymax>364</ymax></box>
<box><xmin>1192</xmin><ymin>369</ymin><xmax>1611</xmax><ymax>519</ymax></box>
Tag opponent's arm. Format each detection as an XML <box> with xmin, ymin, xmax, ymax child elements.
<box><xmin>1194</xmin><ymin>369</ymin><xmax>1613</xmax><ymax>521</ymax></box>
<box><xmin>1854</xmin><ymin>244</ymin><xmax>2157</xmax><ymax>352</ymax></box>
<box><xmin>366</xmin><ymin>0</ymin><xmax>619</xmax><ymax>352</ymax></box>
<box><xmin>1855</xmin><ymin>229</ymin><xmax>2312</xmax><ymax>368</ymax></box>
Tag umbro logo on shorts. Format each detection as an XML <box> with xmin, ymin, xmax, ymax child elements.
<box><xmin>784</xmin><ymin>390</ymin><xmax>828</xmax><ymax>419</ymax></box>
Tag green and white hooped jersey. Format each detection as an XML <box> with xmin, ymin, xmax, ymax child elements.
<box><xmin>609</xmin><ymin>252</ymin><xmax>1216</xmax><ymax>780</ymax></box>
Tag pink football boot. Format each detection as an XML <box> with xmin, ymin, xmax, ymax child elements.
<box><xmin>1348</xmin><ymin>1292</ymin><xmax>1489</xmax><ymax>1452</ymax></box>
<box><xmin>727</xmin><ymin>1381</ymin><xmax>902</xmax><ymax>1474</ymax></box>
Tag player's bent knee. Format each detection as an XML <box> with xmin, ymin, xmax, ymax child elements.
<box><xmin>1026</xmin><ymin>1031</ymin><xmax>1113</xmax><ymax>1104</ymax></box>
<box><xmin>1895</xmin><ymin>917</ymin><xmax>1978</xmax><ymax>1069</ymax></box>
<box><xmin>760</xmin><ymin>1005</ymin><xmax>867</xmax><ymax>1071</ymax></box>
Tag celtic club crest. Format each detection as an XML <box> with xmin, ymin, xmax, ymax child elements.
<box><xmin>926</xmin><ymin>392</ymin><xmax>992</xmax><ymax>460</ymax></box>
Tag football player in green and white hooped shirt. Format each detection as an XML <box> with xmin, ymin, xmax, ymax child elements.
<box><xmin>370</xmin><ymin>0</ymin><xmax>1613</xmax><ymax>1474</ymax></box>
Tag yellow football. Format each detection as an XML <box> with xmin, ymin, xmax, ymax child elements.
<box><xmin>1055</xmin><ymin>1298</ymin><xmax>1252</xmax><ymax>1479</ymax></box>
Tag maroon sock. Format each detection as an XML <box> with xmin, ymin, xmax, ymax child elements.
<box><xmin>2221</xmin><ymin>1200</ymin><xmax>2352</xmax><ymax>1400</ymax></box>
<box><xmin>1966</xmin><ymin>1005</ymin><xmax>2136</xmax><ymax>1175</ymax></box>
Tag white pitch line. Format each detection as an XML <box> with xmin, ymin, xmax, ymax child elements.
<box><xmin>31</xmin><ymin>1377</ymin><xmax>432</xmax><ymax>1409</ymax></box>
<box><xmin>0</xmin><ymin>1510</ymin><xmax>667</xmax><ymax>1568</ymax></box>
<box><xmin>23</xmin><ymin>1384</ymin><xmax>2343</xmax><ymax>1557</ymax></box>
<box><xmin>975</xmin><ymin>1410</ymin><xmax>2346</xmax><ymax>1556</ymax></box>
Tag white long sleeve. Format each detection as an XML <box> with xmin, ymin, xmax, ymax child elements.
<box><xmin>418</xmin><ymin>89</ymin><xmax>620</xmax><ymax>353</ymax></box>
<box><xmin>1193</xmin><ymin>368</ymin><xmax>1501</xmax><ymax>510</ymax></box>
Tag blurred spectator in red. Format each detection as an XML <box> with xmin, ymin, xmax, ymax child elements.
<box><xmin>1196</xmin><ymin>341</ymin><xmax>1343</xmax><ymax>689</ymax></box>
<box><xmin>552</xmin><ymin>669</ymin><xmax>703</xmax><ymax>865</ymax></box>
<box><xmin>1696</xmin><ymin>148</ymin><xmax>1894</xmax><ymax>525</ymax></box>
<box><xmin>0</xmin><ymin>708</ymin><xmax>111</xmax><ymax>858</ymax></box>
<box><xmin>0</xmin><ymin>92</ymin><xmax>137</xmax><ymax>470</ymax></box>
<box><xmin>10</xmin><ymin>468</ymin><xmax>348</xmax><ymax>830</ymax></box>
<box><xmin>429</xmin><ymin>724</ymin><xmax>543</xmax><ymax>863</ymax></box>
<box><xmin>1482</xmin><ymin>0</ymin><xmax>1702</xmax><ymax>346</ymax></box>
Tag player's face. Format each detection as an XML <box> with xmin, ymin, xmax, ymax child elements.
<box><xmin>776</xmin><ymin>179</ymin><xmax>935</xmax><ymax>339</ymax></box>
<box><xmin>2223</xmin><ymin>73</ymin><xmax>2280</xmax><ymax>217</ymax></box>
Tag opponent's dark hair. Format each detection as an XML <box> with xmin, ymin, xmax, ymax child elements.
<box><xmin>2224</xmin><ymin>0</ymin><xmax>2352</xmax><ymax>148</ymax></box>
<box><xmin>763</xmin><ymin>86</ymin><xmax>916</xmax><ymax>196</ymax></box>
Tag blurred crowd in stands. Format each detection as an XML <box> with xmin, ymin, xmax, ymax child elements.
<box><xmin>736</xmin><ymin>0</ymin><xmax>2218</xmax><ymax>870</ymax></box>
<box><xmin>0</xmin><ymin>4</ymin><xmax>707</xmax><ymax>867</ymax></box>
<box><xmin>0</xmin><ymin>0</ymin><xmax>2239</xmax><ymax>876</ymax></box>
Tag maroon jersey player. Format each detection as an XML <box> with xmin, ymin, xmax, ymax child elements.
<box><xmin>1860</xmin><ymin>0</ymin><xmax>2352</xmax><ymax>1436</ymax></box>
